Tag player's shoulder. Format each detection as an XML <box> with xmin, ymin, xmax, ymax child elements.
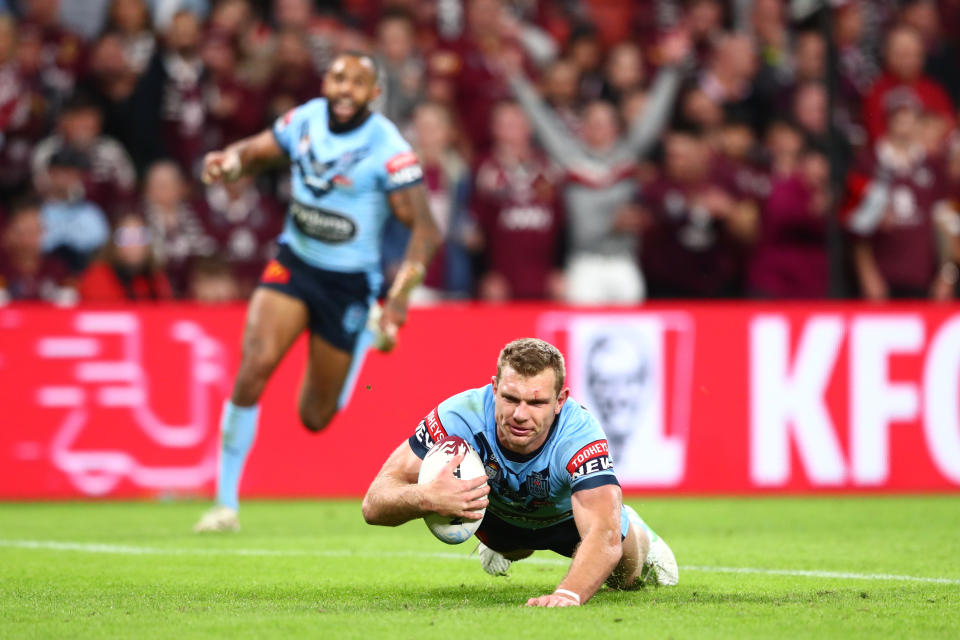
<box><xmin>437</xmin><ymin>384</ymin><xmax>492</xmax><ymax>426</ymax></box>
<box><xmin>553</xmin><ymin>399</ymin><xmax>608</xmax><ymax>456</ymax></box>
<box><xmin>279</xmin><ymin>98</ymin><xmax>326</xmax><ymax>126</ymax></box>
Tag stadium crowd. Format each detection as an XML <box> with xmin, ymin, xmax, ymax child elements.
<box><xmin>2</xmin><ymin>0</ymin><xmax>960</xmax><ymax>305</ymax></box>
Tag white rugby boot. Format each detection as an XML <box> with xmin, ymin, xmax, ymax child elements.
<box><xmin>193</xmin><ymin>505</ymin><xmax>240</xmax><ymax>533</ymax></box>
<box><xmin>476</xmin><ymin>542</ymin><xmax>512</xmax><ymax>576</ymax></box>
<box><xmin>624</xmin><ymin>504</ymin><xmax>679</xmax><ymax>586</ymax></box>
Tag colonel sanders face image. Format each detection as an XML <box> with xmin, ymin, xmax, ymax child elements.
<box><xmin>585</xmin><ymin>333</ymin><xmax>655</xmax><ymax>456</ymax></box>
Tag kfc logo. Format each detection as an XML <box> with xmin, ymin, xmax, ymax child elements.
<box><xmin>538</xmin><ymin>312</ymin><xmax>695</xmax><ymax>487</ymax></box>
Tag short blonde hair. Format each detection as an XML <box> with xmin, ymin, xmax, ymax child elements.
<box><xmin>496</xmin><ymin>338</ymin><xmax>566</xmax><ymax>394</ymax></box>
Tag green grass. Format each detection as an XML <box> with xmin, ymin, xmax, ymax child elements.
<box><xmin>1</xmin><ymin>497</ymin><xmax>959</xmax><ymax>639</ymax></box>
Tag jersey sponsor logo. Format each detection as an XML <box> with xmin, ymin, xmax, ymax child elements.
<box><xmin>260</xmin><ymin>260</ymin><xmax>290</xmax><ymax>284</ymax></box>
<box><xmin>566</xmin><ymin>440</ymin><xmax>612</xmax><ymax>479</ymax></box>
<box><xmin>425</xmin><ymin>407</ymin><xmax>447</xmax><ymax>442</ymax></box>
<box><xmin>289</xmin><ymin>200</ymin><xmax>358</xmax><ymax>243</ymax></box>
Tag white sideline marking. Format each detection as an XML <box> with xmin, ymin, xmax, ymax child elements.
<box><xmin>1</xmin><ymin>539</ymin><xmax>958</xmax><ymax>585</ymax></box>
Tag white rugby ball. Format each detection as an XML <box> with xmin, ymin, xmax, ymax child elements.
<box><xmin>417</xmin><ymin>436</ymin><xmax>487</xmax><ymax>544</ymax></box>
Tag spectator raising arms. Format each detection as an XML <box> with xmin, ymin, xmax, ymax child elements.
<box><xmin>504</xmin><ymin>31</ymin><xmax>691</xmax><ymax>304</ymax></box>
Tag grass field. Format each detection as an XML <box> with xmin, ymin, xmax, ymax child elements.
<box><xmin>2</xmin><ymin>497</ymin><xmax>959</xmax><ymax>639</ymax></box>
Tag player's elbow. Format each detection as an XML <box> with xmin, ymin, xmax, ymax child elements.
<box><xmin>361</xmin><ymin>495</ymin><xmax>378</xmax><ymax>525</ymax></box>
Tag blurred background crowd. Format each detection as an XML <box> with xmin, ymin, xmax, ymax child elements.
<box><xmin>3</xmin><ymin>0</ymin><xmax>960</xmax><ymax>305</ymax></box>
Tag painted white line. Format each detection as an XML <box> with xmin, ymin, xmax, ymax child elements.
<box><xmin>1</xmin><ymin>539</ymin><xmax>958</xmax><ymax>585</ymax></box>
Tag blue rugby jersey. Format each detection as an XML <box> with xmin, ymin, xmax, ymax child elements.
<box><xmin>272</xmin><ymin>99</ymin><xmax>423</xmax><ymax>292</ymax></box>
<box><xmin>409</xmin><ymin>385</ymin><xmax>630</xmax><ymax>535</ymax></box>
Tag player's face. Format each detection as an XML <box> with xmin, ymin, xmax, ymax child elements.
<box><xmin>323</xmin><ymin>55</ymin><xmax>380</xmax><ymax>123</ymax></box>
<box><xmin>492</xmin><ymin>366</ymin><xmax>569</xmax><ymax>455</ymax></box>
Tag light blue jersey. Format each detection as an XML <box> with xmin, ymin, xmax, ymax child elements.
<box><xmin>272</xmin><ymin>99</ymin><xmax>423</xmax><ymax>292</ymax></box>
<box><xmin>409</xmin><ymin>385</ymin><xmax>630</xmax><ymax>536</ymax></box>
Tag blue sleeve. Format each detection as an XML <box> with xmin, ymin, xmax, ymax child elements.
<box><xmin>272</xmin><ymin>99</ymin><xmax>321</xmax><ymax>157</ymax></box>
<box><xmin>556</xmin><ymin>403</ymin><xmax>619</xmax><ymax>493</ymax></box>
<box><xmin>376</xmin><ymin>121</ymin><xmax>424</xmax><ymax>193</ymax></box>
<box><xmin>407</xmin><ymin>388</ymin><xmax>485</xmax><ymax>458</ymax></box>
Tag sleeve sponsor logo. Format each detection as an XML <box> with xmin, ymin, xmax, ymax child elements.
<box><xmin>413</xmin><ymin>419</ymin><xmax>434</xmax><ymax>449</ymax></box>
<box><xmin>426</xmin><ymin>407</ymin><xmax>447</xmax><ymax>442</ymax></box>
<box><xmin>566</xmin><ymin>439</ymin><xmax>613</xmax><ymax>479</ymax></box>
<box><xmin>385</xmin><ymin>151</ymin><xmax>423</xmax><ymax>188</ymax></box>
<box><xmin>386</xmin><ymin>151</ymin><xmax>419</xmax><ymax>172</ymax></box>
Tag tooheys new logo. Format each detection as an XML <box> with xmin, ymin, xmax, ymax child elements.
<box><xmin>289</xmin><ymin>200</ymin><xmax>357</xmax><ymax>243</ymax></box>
<box><xmin>566</xmin><ymin>440</ymin><xmax>613</xmax><ymax>479</ymax></box>
<box><xmin>414</xmin><ymin>408</ymin><xmax>448</xmax><ymax>449</ymax></box>
<box><xmin>385</xmin><ymin>151</ymin><xmax>423</xmax><ymax>188</ymax></box>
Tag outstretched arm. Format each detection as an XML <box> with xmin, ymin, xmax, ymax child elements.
<box><xmin>377</xmin><ymin>184</ymin><xmax>442</xmax><ymax>350</ymax></box>
<box><xmin>362</xmin><ymin>442</ymin><xmax>489</xmax><ymax>526</ymax></box>
<box><xmin>201</xmin><ymin>129</ymin><xmax>287</xmax><ymax>184</ymax></box>
<box><xmin>526</xmin><ymin>484</ymin><xmax>624</xmax><ymax>607</ymax></box>
<box><xmin>623</xmin><ymin>32</ymin><xmax>690</xmax><ymax>158</ymax></box>
<box><xmin>506</xmin><ymin>71</ymin><xmax>593</xmax><ymax>172</ymax></box>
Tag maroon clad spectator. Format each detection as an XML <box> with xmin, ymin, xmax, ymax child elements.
<box><xmin>201</xmin><ymin>31</ymin><xmax>264</xmax><ymax>151</ymax></box>
<box><xmin>19</xmin><ymin>0</ymin><xmax>86</xmax><ymax>105</ymax></box>
<box><xmin>375</xmin><ymin>9</ymin><xmax>426</xmax><ymax>131</ymax></box>
<box><xmin>565</xmin><ymin>23</ymin><xmax>604</xmax><ymax>102</ymax></box>
<box><xmin>540</xmin><ymin>57</ymin><xmax>582</xmax><ymax>134</ymax></box>
<box><xmin>266</xmin><ymin>29</ymin><xmax>322</xmax><ymax>121</ymax></box>
<box><xmin>863</xmin><ymin>26</ymin><xmax>954</xmax><ymax>142</ymax></box>
<box><xmin>187</xmin><ymin>256</ymin><xmax>241</xmax><ymax>303</ymax></box>
<box><xmin>599</xmin><ymin>41</ymin><xmax>645</xmax><ymax>108</ymax></box>
<box><xmin>159</xmin><ymin>10</ymin><xmax>207</xmax><ymax>175</ymax></box>
<box><xmin>0</xmin><ymin>197</ymin><xmax>76</xmax><ymax>305</ymax></box>
<box><xmin>405</xmin><ymin>102</ymin><xmax>473</xmax><ymax>302</ymax></box>
<box><xmin>107</xmin><ymin>0</ymin><xmax>157</xmax><ymax>75</ymax></box>
<box><xmin>847</xmin><ymin>89</ymin><xmax>960</xmax><ymax>300</ymax></box>
<box><xmin>272</xmin><ymin>0</ymin><xmax>340</xmax><ymax>76</ymax></box>
<box><xmin>641</xmin><ymin>126</ymin><xmax>758</xmax><ymax>298</ymax></box>
<box><xmin>429</xmin><ymin>0</ymin><xmax>531</xmax><ymax>155</ymax></box>
<box><xmin>698</xmin><ymin>33</ymin><xmax>770</xmax><ymax>132</ymax></box>
<box><xmin>195</xmin><ymin>175</ymin><xmax>283</xmax><ymax>296</ymax></box>
<box><xmin>31</xmin><ymin>92</ymin><xmax>137</xmax><ymax>215</ymax></box>
<box><xmin>86</xmin><ymin>31</ymin><xmax>165</xmax><ymax>175</ymax></box>
<box><xmin>749</xmin><ymin>121</ymin><xmax>830</xmax><ymax>298</ymax></box>
<box><xmin>142</xmin><ymin>160</ymin><xmax>216</xmax><ymax>296</ymax></box>
<box><xmin>835</xmin><ymin>0</ymin><xmax>880</xmax><ymax>100</ymax></box>
<box><xmin>0</xmin><ymin>16</ymin><xmax>51</xmax><ymax>197</ymax></box>
<box><xmin>78</xmin><ymin>213</ymin><xmax>173</xmax><ymax>302</ymax></box>
<box><xmin>473</xmin><ymin>101</ymin><xmax>563</xmax><ymax>301</ymax></box>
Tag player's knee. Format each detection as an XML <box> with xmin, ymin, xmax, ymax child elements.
<box><xmin>299</xmin><ymin>400</ymin><xmax>337</xmax><ymax>433</ymax></box>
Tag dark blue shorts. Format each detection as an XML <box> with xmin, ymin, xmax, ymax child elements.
<box><xmin>476</xmin><ymin>511</ymin><xmax>584</xmax><ymax>558</ymax></box>
<box><xmin>258</xmin><ymin>245</ymin><xmax>372</xmax><ymax>354</ymax></box>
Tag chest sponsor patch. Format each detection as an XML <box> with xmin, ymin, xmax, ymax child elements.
<box><xmin>289</xmin><ymin>200</ymin><xmax>357</xmax><ymax>243</ymax></box>
<box><xmin>566</xmin><ymin>440</ymin><xmax>613</xmax><ymax>480</ymax></box>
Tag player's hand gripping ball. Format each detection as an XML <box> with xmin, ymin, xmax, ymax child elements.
<box><xmin>417</xmin><ymin>436</ymin><xmax>487</xmax><ymax>544</ymax></box>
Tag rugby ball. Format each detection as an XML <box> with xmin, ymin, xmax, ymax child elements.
<box><xmin>417</xmin><ymin>436</ymin><xmax>487</xmax><ymax>544</ymax></box>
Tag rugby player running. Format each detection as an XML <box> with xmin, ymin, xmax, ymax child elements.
<box><xmin>362</xmin><ymin>338</ymin><xmax>678</xmax><ymax>607</ymax></box>
<box><xmin>194</xmin><ymin>52</ymin><xmax>440</xmax><ymax>532</ymax></box>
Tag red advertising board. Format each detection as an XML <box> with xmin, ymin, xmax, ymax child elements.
<box><xmin>2</xmin><ymin>303</ymin><xmax>960</xmax><ymax>498</ymax></box>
